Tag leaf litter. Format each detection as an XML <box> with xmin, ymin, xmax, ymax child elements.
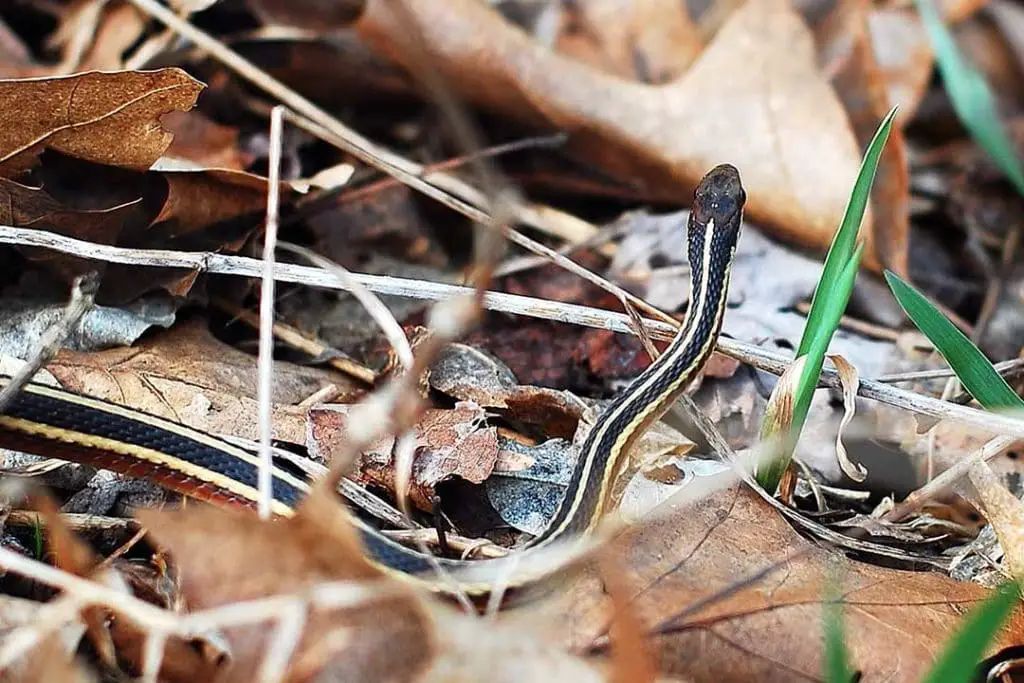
<box><xmin>0</xmin><ymin>0</ymin><xmax>1022</xmax><ymax>681</ymax></box>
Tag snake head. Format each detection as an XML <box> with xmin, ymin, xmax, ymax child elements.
<box><xmin>691</xmin><ymin>164</ymin><xmax>745</xmax><ymax>234</ymax></box>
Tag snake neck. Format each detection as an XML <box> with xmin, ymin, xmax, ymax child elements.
<box><xmin>530</xmin><ymin>218</ymin><xmax>739</xmax><ymax>548</ymax></box>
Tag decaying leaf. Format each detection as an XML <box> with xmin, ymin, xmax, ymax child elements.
<box><xmin>46</xmin><ymin>319</ymin><xmax>355</xmax><ymax>445</ymax></box>
<box><xmin>356</xmin><ymin>0</ymin><xmax>873</xmax><ymax>267</ymax></box>
<box><xmin>309</xmin><ymin>400</ymin><xmax>499</xmax><ymax>511</ymax></box>
<box><xmin>822</xmin><ymin>0</ymin><xmax>911</xmax><ymax>277</ymax></box>
<box><xmin>563</xmin><ymin>484</ymin><xmax>1024</xmax><ymax>682</ymax></box>
<box><xmin>552</xmin><ymin>0</ymin><xmax>703</xmax><ymax>83</ymax></box>
<box><xmin>137</xmin><ymin>488</ymin><xmax>432</xmax><ymax>683</ymax></box>
<box><xmin>0</xmin><ymin>69</ymin><xmax>203</xmax><ymax>177</ymax></box>
<box><xmin>429</xmin><ymin>342</ymin><xmax>586</xmax><ymax>439</ymax></box>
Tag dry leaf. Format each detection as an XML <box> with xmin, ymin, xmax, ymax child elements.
<box><xmin>429</xmin><ymin>342</ymin><xmax>586</xmax><ymax>439</ymax></box>
<box><xmin>161</xmin><ymin>110</ymin><xmax>254</xmax><ymax>171</ymax></box>
<box><xmin>137</xmin><ymin>488</ymin><xmax>433</xmax><ymax>683</ymax></box>
<box><xmin>356</xmin><ymin>0</ymin><xmax>872</xmax><ymax>267</ymax></box>
<box><xmin>553</xmin><ymin>0</ymin><xmax>703</xmax><ymax>83</ymax></box>
<box><xmin>966</xmin><ymin>459</ymin><xmax>1024</xmax><ymax>579</ymax></box>
<box><xmin>0</xmin><ymin>69</ymin><xmax>203</xmax><ymax>177</ymax></box>
<box><xmin>47</xmin><ymin>319</ymin><xmax>355</xmax><ymax>445</ymax></box>
<box><xmin>49</xmin><ymin>0</ymin><xmax>147</xmax><ymax>73</ymax></box>
<box><xmin>309</xmin><ymin>401</ymin><xmax>499</xmax><ymax>511</ymax></box>
<box><xmin>822</xmin><ymin>0</ymin><xmax>911</xmax><ymax>277</ymax></box>
<box><xmin>248</xmin><ymin>0</ymin><xmax>366</xmax><ymax>30</ymax></box>
<box><xmin>565</xmin><ymin>484</ymin><xmax>1024</xmax><ymax>682</ymax></box>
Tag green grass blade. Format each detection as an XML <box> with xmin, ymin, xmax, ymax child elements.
<box><xmin>32</xmin><ymin>518</ymin><xmax>43</xmax><ymax>561</ymax></box>
<box><xmin>755</xmin><ymin>110</ymin><xmax>895</xmax><ymax>491</ymax></box>
<box><xmin>797</xmin><ymin>106</ymin><xmax>897</xmax><ymax>358</ymax></box>
<box><xmin>757</xmin><ymin>243</ymin><xmax>865</xmax><ymax>489</ymax></box>
<box><xmin>914</xmin><ymin>0</ymin><xmax>1024</xmax><ymax>196</ymax></box>
<box><xmin>921</xmin><ymin>580</ymin><xmax>1020</xmax><ymax>683</ymax></box>
<box><xmin>884</xmin><ymin>271</ymin><xmax>1024</xmax><ymax>410</ymax></box>
<box><xmin>823</xmin><ymin>586</ymin><xmax>854</xmax><ymax>683</ymax></box>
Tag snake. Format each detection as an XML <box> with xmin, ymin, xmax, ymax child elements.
<box><xmin>0</xmin><ymin>164</ymin><xmax>745</xmax><ymax>598</ymax></box>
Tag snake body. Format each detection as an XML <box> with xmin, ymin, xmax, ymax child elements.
<box><xmin>0</xmin><ymin>164</ymin><xmax>745</xmax><ymax>596</ymax></box>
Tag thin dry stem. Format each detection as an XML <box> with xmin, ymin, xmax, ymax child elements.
<box><xmin>256</xmin><ymin>105</ymin><xmax>285</xmax><ymax>520</ymax></box>
<box><xmin>0</xmin><ymin>225</ymin><xmax>1022</xmax><ymax>440</ymax></box>
<box><xmin>278</xmin><ymin>243</ymin><xmax>414</xmax><ymax>372</ymax></box>
<box><xmin>0</xmin><ymin>272</ymin><xmax>98</xmax><ymax>412</ymax></box>
<box><xmin>126</xmin><ymin>0</ymin><xmax>672</xmax><ymax>327</ymax></box>
<box><xmin>885</xmin><ymin>434</ymin><xmax>1018</xmax><ymax>523</ymax></box>
<box><xmin>211</xmin><ymin>299</ymin><xmax>377</xmax><ymax>384</ymax></box>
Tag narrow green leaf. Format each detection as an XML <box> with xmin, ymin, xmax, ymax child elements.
<box><xmin>824</xmin><ymin>600</ymin><xmax>854</xmax><ymax>683</ymax></box>
<box><xmin>914</xmin><ymin>0</ymin><xmax>1024</xmax><ymax>196</ymax></box>
<box><xmin>921</xmin><ymin>580</ymin><xmax>1020</xmax><ymax>683</ymax></box>
<box><xmin>32</xmin><ymin>518</ymin><xmax>43</xmax><ymax>561</ymax></box>
<box><xmin>797</xmin><ymin>106</ymin><xmax>897</xmax><ymax>358</ymax></box>
<box><xmin>754</xmin><ymin>110</ymin><xmax>895</xmax><ymax>491</ymax></box>
<box><xmin>756</xmin><ymin>243</ymin><xmax>865</xmax><ymax>489</ymax></box>
<box><xmin>885</xmin><ymin>271</ymin><xmax>1024</xmax><ymax>410</ymax></box>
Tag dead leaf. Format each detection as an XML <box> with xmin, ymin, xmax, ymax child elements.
<box><xmin>425</xmin><ymin>342</ymin><xmax>589</xmax><ymax>439</ymax></box>
<box><xmin>47</xmin><ymin>319</ymin><xmax>356</xmax><ymax>445</ymax></box>
<box><xmin>309</xmin><ymin>401</ymin><xmax>499</xmax><ymax>511</ymax></box>
<box><xmin>0</xmin><ymin>17</ymin><xmax>46</xmax><ymax>79</ymax></box>
<box><xmin>307</xmin><ymin>182</ymin><xmax>449</xmax><ymax>271</ymax></box>
<box><xmin>48</xmin><ymin>0</ymin><xmax>147</xmax><ymax>73</ymax></box>
<box><xmin>24</xmin><ymin>493</ymin><xmax>226</xmax><ymax>682</ymax></box>
<box><xmin>0</xmin><ymin>69</ymin><xmax>203</xmax><ymax>177</ymax></box>
<box><xmin>161</xmin><ymin>110</ymin><xmax>254</xmax><ymax>171</ymax></box>
<box><xmin>822</xmin><ymin>0</ymin><xmax>911</xmax><ymax>277</ymax></box>
<box><xmin>248</xmin><ymin>0</ymin><xmax>366</xmax><ymax>30</ymax></box>
<box><xmin>356</xmin><ymin>0</ymin><xmax>873</xmax><ymax>268</ymax></box>
<box><xmin>1</xmin><ymin>150</ymin><xmax>290</xmax><ymax>302</ymax></box>
<box><xmin>0</xmin><ymin>177</ymin><xmax>141</xmax><ymax>282</ymax></box>
<box><xmin>0</xmin><ymin>627</ymin><xmax>93</xmax><ymax>683</ymax></box>
<box><xmin>564</xmin><ymin>484</ymin><xmax>1024</xmax><ymax>682</ymax></box>
<box><xmin>137</xmin><ymin>488</ymin><xmax>433</xmax><ymax>683</ymax></box>
<box><xmin>867</xmin><ymin>7</ymin><xmax>935</xmax><ymax>122</ymax></box>
<box><xmin>966</xmin><ymin>459</ymin><xmax>1024</xmax><ymax>579</ymax></box>
<box><xmin>553</xmin><ymin>0</ymin><xmax>703</xmax><ymax>83</ymax></box>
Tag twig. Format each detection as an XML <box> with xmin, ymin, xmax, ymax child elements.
<box><xmin>255</xmin><ymin>105</ymin><xmax>285</xmax><ymax>520</ymax></box>
<box><xmin>2</xmin><ymin>226</ymin><xmax>1024</xmax><ymax>440</ymax></box>
<box><xmin>0</xmin><ymin>272</ymin><xmax>98</xmax><ymax>412</ymax></box>
<box><xmin>291</xmin><ymin>132</ymin><xmax>566</xmax><ymax>227</ymax></box>
<box><xmin>885</xmin><ymin>434</ymin><xmax>1017</xmax><ymax>523</ymax></box>
<box><xmin>875</xmin><ymin>358</ymin><xmax>1024</xmax><ymax>383</ymax></box>
<box><xmin>126</xmin><ymin>0</ymin><xmax>672</xmax><ymax>329</ymax></box>
<box><xmin>793</xmin><ymin>300</ymin><xmax>899</xmax><ymax>341</ymax></box>
<box><xmin>211</xmin><ymin>298</ymin><xmax>377</xmax><ymax>385</ymax></box>
<box><xmin>278</xmin><ymin>243</ymin><xmax>414</xmax><ymax>372</ymax></box>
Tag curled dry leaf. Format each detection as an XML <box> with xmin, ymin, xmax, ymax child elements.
<box><xmin>564</xmin><ymin>484</ymin><xmax>1024</xmax><ymax>682</ymax></box>
<box><xmin>965</xmin><ymin>457</ymin><xmax>1024</xmax><ymax>580</ymax></box>
<box><xmin>759</xmin><ymin>354</ymin><xmax>806</xmax><ymax>442</ymax></box>
<box><xmin>356</xmin><ymin>0</ymin><xmax>871</xmax><ymax>266</ymax></box>
<box><xmin>829</xmin><ymin>354</ymin><xmax>867</xmax><ymax>483</ymax></box>
<box><xmin>308</xmin><ymin>401</ymin><xmax>499</xmax><ymax>511</ymax></box>
<box><xmin>0</xmin><ymin>69</ymin><xmax>203</xmax><ymax>177</ymax></box>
